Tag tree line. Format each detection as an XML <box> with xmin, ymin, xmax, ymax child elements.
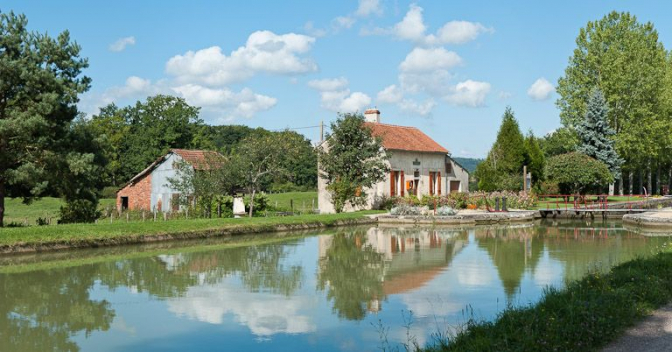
<box><xmin>0</xmin><ymin>12</ymin><xmax>316</xmax><ymax>227</ymax></box>
<box><xmin>476</xmin><ymin>11</ymin><xmax>672</xmax><ymax>195</ymax></box>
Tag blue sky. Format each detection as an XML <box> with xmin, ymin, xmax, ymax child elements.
<box><xmin>3</xmin><ymin>0</ymin><xmax>671</xmax><ymax>157</ymax></box>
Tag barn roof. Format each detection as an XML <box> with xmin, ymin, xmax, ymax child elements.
<box><xmin>121</xmin><ymin>149</ymin><xmax>224</xmax><ymax>189</ymax></box>
<box><xmin>364</xmin><ymin>122</ymin><xmax>449</xmax><ymax>154</ymax></box>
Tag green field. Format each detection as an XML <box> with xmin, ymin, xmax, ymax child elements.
<box><xmin>0</xmin><ymin>211</ymin><xmax>380</xmax><ymax>248</ymax></box>
<box><xmin>2</xmin><ymin>192</ymin><xmax>317</xmax><ymax>226</ymax></box>
<box><xmin>535</xmin><ymin>195</ymin><xmax>647</xmax><ymax>210</ymax></box>
<box><xmin>266</xmin><ymin>191</ymin><xmax>318</xmax><ymax>212</ymax></box>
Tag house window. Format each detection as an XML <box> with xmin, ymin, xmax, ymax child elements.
<box><xmin>429</xmin><ymin>172</ymin><xmax>442</xmax><ymax>196</ymax></box>
<box><xmin>445</xmin><ymin>161</ymin><xmax>452</xmax><ymax>174</ymax></box>
<box><xmin>390</xmin><ymin>171</ymin><xmax>405</xmax><ymax>197</ymax></box>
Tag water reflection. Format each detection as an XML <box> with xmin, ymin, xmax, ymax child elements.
<box><xmin>0</xmin><ymin>221</ymin><xmax>670</xmax><ymax>352</ymax></box>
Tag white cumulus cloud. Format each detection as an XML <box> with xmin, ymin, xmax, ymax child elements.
<box><xmin>356</xmin><ymin>0</ymin><xmax>383</xmax><ymax>17</ymax></box>
<box><xmin>109</xmin><ymin>36</ymin><xmax>136</xmax><ymax>52</ymax></box>
<box><xmin>166</xmin><ymin>31</ymin><xmax>317</xmax><ymax>86</ymax></box>
<box><xmin>527</xmin><ymin>77</ymin><xmax>554</xmax><ymax>101</ymax></box>
<box><xmin>364</xmin><ymin>4</ymin><xmax>492</xmax><ymax>46</ymax></box>
<box><xmin>308</xmin><ymin>77</ymin><xmax>370</xmax><ymax>113</ymax></box>
<box><xmin>307</xmin><ymin>77</ymin><xmax>349</xmax><ymax>91</ymax></box>
<box><xmin>399</xmin><ymin>47</ymin><xmax>462</xmax><ymax>73</ymax></box>
<box><xmin>445</xmin><ymin>80</ymin><xmax>491</xmax><ymax>107</ymax></box>
<box><xmin>377</xmin><ymin>85</ymin><xmax>404</xmax><ymax>104</ymax></box>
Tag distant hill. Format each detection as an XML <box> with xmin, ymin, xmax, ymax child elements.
<box><xmin>452</xmin><ymin>157</ymin><xmax>483</xmax><ymax>174</ymax></box>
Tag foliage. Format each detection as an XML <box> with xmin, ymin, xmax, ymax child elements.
<box><xmin>318</xmin><ymin>113</ymin><xmax>390</xmax><ymax>213</ymax></box>
<box><xmin>576</xmin><ymin>89</ymin><xmax>623</xmax><ymax>179</ymax></box>
<box><xmin>424</xmin><ymin>251</ymin><xmax>672</xmax><ymax>352</ymax></box>
<box><xmin>556</xmin><ymin>11</ymin><xmax>668</xmax><ymax>173</ymax></box>
<box><xmin>546</xmin><ymin>152</ymin><xmax>614</xmax><ymax>194</ymax></box>
<box><xmin>91</xmin><ymin>95</ymin><xmax>203</xmax><ymax>187</ymax></box>
<box><xmin>0</xmin><ymin>11</ymin><xmax>91</xmax><ymax>227</ymax></box>
<box><xmin>523</xmin><ymin>131</ymin><xmax>545</xmax><ymax>186</ymax></box>
<box><xmin>234</xmin><ymin>132</ymin><xmax>300</xmax><ymax>216</ymax></box>
<box><xmin>538</xmin><ymin>127</ymin><xmax>579</xmax><ymax>158</ymax></box>
<box><xmin>58</xmin><ymin>199</ymin><xmax>101</xmax><ymax>224</ymax></box>
<box><xmin>390</xmin><ymin>204</ymin><xmax>422</xmax><ymax>216</ymax></box>
<box><xmin>475</xmin><ymin>107</ymin><xmax>525</xmax><ymax>191</ymax></box>
<box><xmin>436</xmin><ymin>206</ymin><xmax>457</xmax><ymax>216</ymax></box>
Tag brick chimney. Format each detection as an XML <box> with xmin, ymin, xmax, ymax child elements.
<box><xmin>364</xmin><ymin>108</ymin><xmax>380</xmax><ymax>123</ymax></box>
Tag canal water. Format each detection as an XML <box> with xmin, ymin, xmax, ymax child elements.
<box><xmin>1</xmin><ymin>220</ymin><xmax>670</xmax><ymax>352</ymax></box>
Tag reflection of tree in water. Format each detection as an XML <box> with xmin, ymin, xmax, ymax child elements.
<box><xmin>541</xmin><ymin>223</ymin><xmax>670</xmax><ymax>282</ymax></box>
<box><xmin>0</xmin><ymin>240</ymin><xmax>304</xmax><ymax>351</ymax></box>
<box><xmin>476</xmin><ymin>226</ymin><xmax>543</xmax><ymax>300</ymax></box>
<box><xmin>0</xmin><ymin>266</ymin><xmax>114</xmax><ymax>352</ymax></box>
<box><xmin>317</xmin><ymin>231</ymin><xmax>386</xmax><ymax>321</ymax></box>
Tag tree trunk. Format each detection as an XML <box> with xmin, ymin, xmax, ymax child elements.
<box><xmin>628</xmin><ymin>170</ymin><xmax>634</xmax><ymax>195</ymax></box>
<box><xmin>248</xmin><ymin>189</ymin><xmax>255</xmax><ymax>218</ymax></box>
<box><xmin>647</xmin><ymin>163</ymin><xmax>652</xmax><ymax>196</ymax></box>
<box><xmin>669</xmin><ymin>165</ymin><xmax>672</xmax><ymax>195</ymax></box>
<box><xmin>619</xmin><ymin>174</ymin><xmax>624</xmax><ymax>196</ymax></box>
<box><xmin>656</xmin><ymin>165</ymin><xmax>661</xmax><ymax>195</ymax></box>
<box><xmin>0</xmin><ymin>179</ymin><xmax>4</xmax><ymax>228</ymax></box>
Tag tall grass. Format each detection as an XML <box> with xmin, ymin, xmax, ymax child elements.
<box><xmin>425</xmin><ymin>247</ymin><xmax>672</xmax><ymax>351</ymax></box>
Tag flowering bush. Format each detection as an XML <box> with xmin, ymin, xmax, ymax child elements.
<box><xmin>390</xmin><ymin>203</ymin><xmax>422</xmax><ymax>215</ymax></box>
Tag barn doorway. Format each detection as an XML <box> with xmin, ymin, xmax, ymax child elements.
<box><xmin>121</xmin><ymin>196</ymin><xmax>129</xmax><ymax>210</ymax></box>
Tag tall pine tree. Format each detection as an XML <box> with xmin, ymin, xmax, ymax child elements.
<box><xmin>524</xmin><ymin>130</ymin><xmax>545</xmax><ymax>187</ymax></box>
<box><xmin>475</xmin><ymin>107</ymin><xmax>526</xmax><ymax>191</ymax></box>
<box><xmin>576</xmin><ymin>89</ymin><xmax>623</xmax><ymax>180</ymax></box>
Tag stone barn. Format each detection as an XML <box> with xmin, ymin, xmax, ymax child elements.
<box><xmin>318</xmin><ymin>109</ymin><xmax>470</xmax><ymax>214</ymax></box>
<box><xmin>116</xmin><ymin>149</ymin><xmax>223</xmax><ymax>212</ymax></box>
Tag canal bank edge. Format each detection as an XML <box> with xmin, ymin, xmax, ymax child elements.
<box><xmin>623</xmin><ymin>209</ymin><xmax>672</xmax><ymax>229</ymax></box>
<box><xmin>0</xmin><ymin>217</ymin><xmax>378</xmax><ymax>255</ymax></box>
<box><xmin>378</xmin><ymin>210</ymin><xmax>537</xmax><ymax>225</ymax></box>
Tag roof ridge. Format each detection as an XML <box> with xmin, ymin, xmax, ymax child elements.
<box><xmin>364</xmin><ymin>122</ymin><xmax>419</xmax><ymax>130</ymax></box>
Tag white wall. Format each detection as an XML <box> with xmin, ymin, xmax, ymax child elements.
<box><xmin>318</xmin><ymin>150</ymin><xmax>470</xmax><ymax>213</ymax></box>
<box><xmin>150</xmin><ymin>153</ymin><xmax>190</xmax><ymax>212</ymax></box>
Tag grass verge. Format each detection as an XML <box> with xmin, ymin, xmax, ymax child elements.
<box><xmin>0</xmin><ymin>211</ymin><xmax>381</xmax><ymax>253</ymax></box>
<box><xmin>425</xmin><ymin>248</ymin><xmax>672</xmax><ymax>351</ymax></box>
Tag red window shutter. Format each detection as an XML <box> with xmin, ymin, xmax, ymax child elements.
<box><xmin>437</xmin><ymin>172</ymin><xmax>441</xmax><ymax>195</ymax></box>
<box><xmin>429</xmin><ymin>172</ymin><xmax>434</xmax><ymax>195</ymax></box>
<box><xmin>390</xmin><ymin>171</ymin><xmax>395</xmax><ymax>196</ymax></box>
<box><xmin>400</xmin><ymin>171</ymin><xmax>405</xmax><ymax>197</ymax></box>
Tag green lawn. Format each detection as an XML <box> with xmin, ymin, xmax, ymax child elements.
<box><xmin>535</xmin><ymin>195</ymin><xmax>646</xmax><ymax>209</ymax></box>
<box><xmin>266</xmin><ymin>191</ymin><xmax>318</xmax><ymax>212</ymax></box>
<box><xmin>0</xmin><ymin>210</ymin><xmax>381</xmax><ymax>248</ymax></box>
<box><xmin>2</xmin><ymin>192</ymin><xmax>317</xmax><ymax>225</ymax></box>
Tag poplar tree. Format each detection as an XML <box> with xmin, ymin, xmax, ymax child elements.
<box><xmin>524</xmin><ymin>131</ymin><xmax>545</xmax><ymax>187</ymax></box>
<box><xmin>0</xmin><ymin>12</ymin><xmax>91</xmax><ymax>227</ymax></box>
<box><xmin>576</xmin><ymin>89</ymin><xmax>623</xmax><ymax>180</ymax></box>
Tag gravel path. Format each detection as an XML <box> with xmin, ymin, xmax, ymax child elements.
<box><xmin>603</xmin><ymin>304</ymin><xmax>672</xmax><ymax>352</ymax></box>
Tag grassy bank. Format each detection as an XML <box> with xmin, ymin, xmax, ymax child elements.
<box><xmin>0</xmin><ymin>211</ymin><xmax>380</xmax><ymax>253</ymax></box>
<box><xmin>426</xmin><ymin>248</ymin><xmax>672</xmax><ymax>351</ymax></box>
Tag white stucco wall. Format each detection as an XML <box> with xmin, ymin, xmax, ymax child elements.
<box><xmin>150</xmin><ymin>153</ymin><xmax>191</xmax><ymax>212</ymax></box>
<box><xmin>318</xmin><ymin>149</ymin><xmax>471</xmax><ymax>214</ymax></box>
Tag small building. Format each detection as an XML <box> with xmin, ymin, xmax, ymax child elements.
<box><xmin>116</xmin><ymin>149</ymin><xmax>223</xmax><ymax>212</ymax></box>
<box><xmin>318</xmin><ymin>109</ymin><xmax>469</xmax><ymax>213</ymax></box>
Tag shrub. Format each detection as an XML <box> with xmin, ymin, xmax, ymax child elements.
<box><xmin>436</xmin><ymin>206</ymin><xmax>457</xmax><ymax>216</ymax></box>
<box><xmin>58</xmin><ymin>199</ymin><xmax>102</xmax><ymax>224</ymax></box>
<box><xmin>390</xmin><ymin>204</ymin><xmax>422</xmax><ymax>216</ymax></box>
<box><xmin>546</xmin><ymin>152</ymin><xmax>613</xmax><ymax>194</ymax></box>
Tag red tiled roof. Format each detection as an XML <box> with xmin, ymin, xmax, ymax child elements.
<box><xmin>365</xmin><ymin>122</ymin><xmax>449</xmax><ymax>154</ymax></box>
<box><xmin>170</xmin><ymin>149</ymin><xmax>224</xmax><ymax>170</ymax></box>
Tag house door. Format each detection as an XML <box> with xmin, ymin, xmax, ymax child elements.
<box><xmin>450</xmin><ymin>181</ymin><xmax>461</xmax><ymax>193</ymax></box>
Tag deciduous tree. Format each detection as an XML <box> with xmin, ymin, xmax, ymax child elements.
<box><xmin>546</xmin><ymin>152</ymin><xmax>614</xmax><ymax>194</ymax></box>
<box><xmin>318</xmin><ymin>113</ymin><xmax>389</xmax><ymax>213</ymax></box>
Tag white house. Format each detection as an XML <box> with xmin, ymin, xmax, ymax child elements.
<box><xmin>318</xmin><ymin>109</ymin><xmax>469</xmax><ymax>213</ymax></box>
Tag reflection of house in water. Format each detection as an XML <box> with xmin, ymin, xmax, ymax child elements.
<box><xmin>318</xmin><ymin>226</ymin><xmax>467</xmax><ymax>314</ymax></box>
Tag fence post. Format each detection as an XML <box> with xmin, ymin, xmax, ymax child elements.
<box><xmin>142</xmin><ymin>211</ymin><xmax>145</xmax><ymax>222</ymax></box>
<box><xmin>126</xmin><ymin>212</ymin><xmax>129</xmax><ymax>223</ymax></box>
<box><xmin>163</xmin><ymin>212</ymin><xmax>167</xmax><ymax>221</ymax></box>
